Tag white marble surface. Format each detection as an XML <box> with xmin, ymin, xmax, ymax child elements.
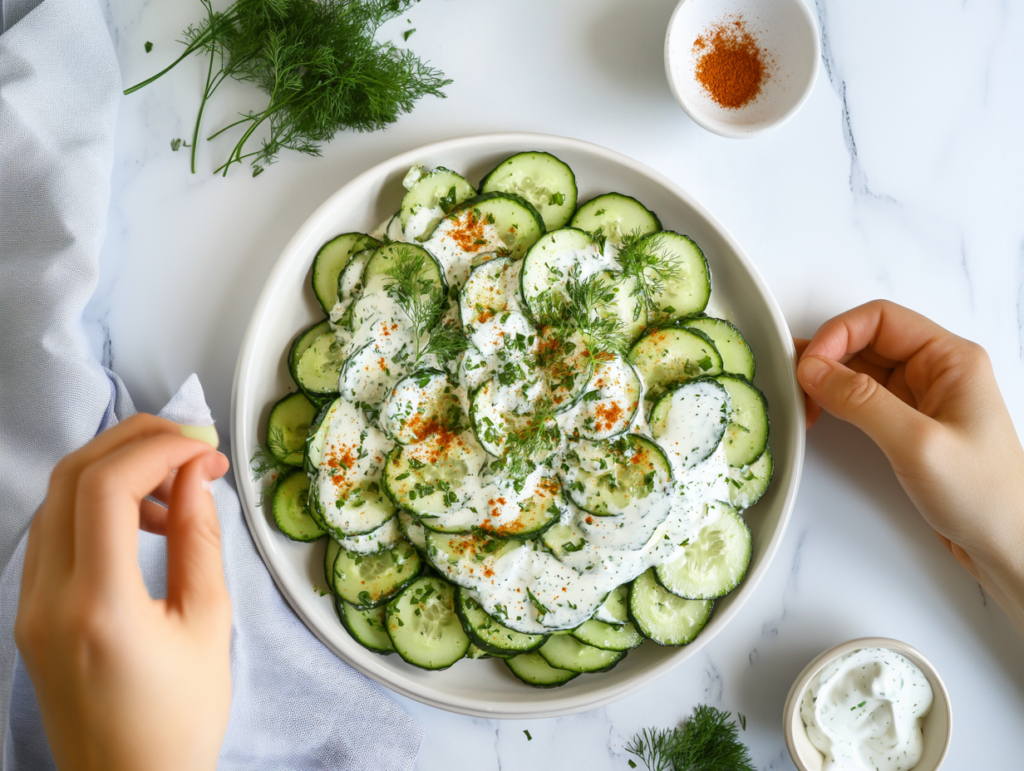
<box><xmin>90</xmin><ymin>0</ymin><xmax>1024</xmax><ymax>767</ymax></box>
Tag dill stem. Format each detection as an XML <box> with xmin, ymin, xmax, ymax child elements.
<box><xmin>190</xmin><ymin>47</ymin><xmax>217</xmax><ymax>173</ymax></box>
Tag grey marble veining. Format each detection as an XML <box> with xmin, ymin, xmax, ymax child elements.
<box><xmin>86</xmin><ymin>0</ymin><xmax>1024</xmax><ymax>767</ymax></box>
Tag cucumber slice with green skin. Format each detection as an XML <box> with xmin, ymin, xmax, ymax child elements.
<box><xmin>593</xmin><ymin>270</ymin><xmax>647</xmax><ymax>345</ymax></box>
<box><xmin>305</xmin><ymin>398</ymin><xmax>396</xmax><ymax>537</ymax></box>
<box><xmin>534</xmin><ymin>327</ymin><xmax>595</xmax><ymax>412</ymax></box>
<box><xmin>648</xmin><ymin>378</ymin><xmax>730</xmax><ymax>471</ymax></box>
<box><xmin>628</xmin><ymin>327</ymin><xmax>724</xmax><ymax>403</ymax></box>
<box><xmin>561</xmin><ymin>434</ymin><xmax>673</xmax><ymax>517</ymax></box>
<box><xmin>336</xmin><ymin>516</ymin><xmax>402</xmax><ymax>556</ymax></box>
<box><xmin>295</xmin><ymin>331</ymin><xmax>346</xmax><ymax>397</ymax></box>
<box><xmin>332</xmin><ymin>247</ymin><xmax>377</xmax><ymax>328</ymax></box>
<box><xmin>337</xmin><ymin>597</ymin><xmax>394</xmax><ymax>655</ymax></box>
<box><xmin>540</xmin><ymin>521</ymin><xmax>587</xmax><ymax>560</ymax></box>
<box><xmin>630</xmin><ymin>231</ymin><xmax>710</xmax><ymax>323</ymax></box>
<box><xmin>381</xmin><ymin>369</ymin><xmax>462</xmax><ymax>445</ymax></box>
<box><xmin>324</xmin><ymin>538</ymin><xmax>340</xmax><ymax>593</ymax></box>
<box><xmin>455</xmin><ymin>588</ymin><xmax>548</xmax><ymax>656</ymax></box>
<box><xmin>271</xmin><ymin>469</ymin><xmax>325</xmax><ymax>542</ymax></box>
<box><xmin>728</xmin><ymin>447</ymin><xmax>773</xmax><ymax>510</ymax></box>
<box><xmin>480</xmin><ymin>151</ymin><xmax>578</xmax><ymax>231</ymax></box>
<box><xmin>655</xmin><ymin>501</ymin><xmax>751</xmax><ymax>600</ymax></box>
<box><xmin>312</xmin><ymin>232</ymin><xmax>379</xmax><ymax>314</ymax></box>
<box><xmin>382</xmin><ymin>436</ymin><xmax>478</xmax><ymax>520</ymax></box>
<box><xmin>628</xmin><ymin>568</ymin><xmax>713</xmax><ymax>646</ymax></box>
<box><xmin>563</xmin><ymin>355</ymin><xmax>641</xmax><ymax>441</ymax></box>
<box><xmin>593</xmin><ymin>584</ymin><xmax>630</xmax><ymax>625</ymax></box>
<box><xmin>458</xmin><ymin>256</ymin><xmax>520</xmax><ymax>332</ymax></box>
<box><xmin>680</xmin><ymin>317</ymin><xmax>755</xmax><ymax>380</ymax></box>
<box><xmin>398</xmin><ymin>510</ymin><xmax>428</xmax><ymax>554</ymax></box>
<box><xmin>400</xmin><ymin>167</ymin><xmax>476</xmax><ymax>241</ymax></box>
<box><xmin>361</xmin><ymin>242</ymin><xmax>448</xmax><ymax>310</ymax></box>
<box><xmin>465</xmin><ymin>643</ymin><xmax>492</xmax><ymax>660</ymax></box>
<box><xmin>333</xmin><ymin>539</ymin><xmax>421</xmax><ymax>608</ymax></box>
<box><xmin>714</xmin><ymin>374</ymin><xmax>769</xmax><ymax>467</ymax></box>
<box><xmin>470</xmin><ymin>378</ymin><xmax>563</xmax><ymax>459</ymax></box>
<box><xmin>571</xmin><ymin>619</ymin><xmax>643</xmax><ymax>651</ymax></box>
<box><xmin>505</xmin><ymin>651</ymin><xmax>579</xmax><ymax>688</ymax></box>
<box><xmin>386</xmin><ymin>576</ymin><xmax>470</xmax><ymax>670</ymax></box>
<box><xmin>266</xmin><ymin>391</ymin><xmax>318</xmax><ymax>466</ymax></box>
<box><xmin>288</xmin><ymin>320</ymin><xmax>333</xmax><ymax>403</ymax></box>
<box><xmin>538</xmin><ymin>633</ymin><xmax>625</xmax><ymax>673</ymax></box>
<box><xmin>424</xmin><ymin>530</ymin><xmax>524</xmax><ymax>589</ymax></box>
<box><xmin>519</xmin><ymin>228</ymin><xmax>598</xmax><ymax>320</ymax></box>
<box><xmin>453</xmin><ymin>193</ymin><xmax>545</xmax><ymax>260</ymax></box>
<box><xmin>570</xmin><ymin>193</ymin><xmax>661</xmax><ymax>245</ymax></box>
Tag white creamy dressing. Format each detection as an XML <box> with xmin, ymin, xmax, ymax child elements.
<box><xmin>317</xmin><ymin>169</ymin><xmax>735</xmax><ymax>632</ymax></box>
<box><xmin>800</xmin><ymin>648</ymin><xmax>934</xmax><ymax>771</ymax></box>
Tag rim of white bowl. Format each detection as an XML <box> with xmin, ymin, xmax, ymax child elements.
<box><xmin>231</xmin><ymin>131</ymin><xmax>806</xmax><ymax>718</ymax></box>
<box><xmin>663</xmin><ymin>0</ymin><xmax>822</xmax><ymax>138</ymax></box>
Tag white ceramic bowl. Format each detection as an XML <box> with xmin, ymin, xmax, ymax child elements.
<box><xmin>783</xmin><ymin>637</ymin><xmax>953</xmax><ymax>771</ymax></box>
<box><xmin>231</xmin><ymin>132</ymin><xmax>806</xmax><ymax>718</ymax></box>
<box><xmin>664</xmin><ymin>0</ymin><xmax>820</xmax><ymax>137</ymax></box>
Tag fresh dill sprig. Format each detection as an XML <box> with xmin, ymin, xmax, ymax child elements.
<box><xmin>616</xmin><ymin>230</ymin><xmax>682</xmax><ymax>319</ymax></box>
<box><xmin>250</xmin><ymin>424</ymin><xmax>293</xmax><ymax>506</ymax></box>
<box><xmin>532</xmin><ymin>268</ymin><xmax>627</xmax><ymax>364</ymax></box>
<box><xmin>124</xmin><ymin>0</ymin><xmax>450</xmax><ymax>176</ymax></box>
<box><xmin>421</xmin><ymin>318</ymin><xmax>470</xmax><ymax>368</ymax></box>
<box><xmin>626</xmin><ymin>705</ymin><xmax>755</xmax><ymax>771</ymax></box>
<box><xmin>491</xmin><ymin>401</ymin><xmax>560</xmax><ymax>490</ymax></box>
<box><xmin>383</xmin><ymin>247</ymin><xmax>456</xmax><ymax>368</ymax></box>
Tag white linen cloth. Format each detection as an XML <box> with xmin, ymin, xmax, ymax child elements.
<box><xmin>0</xmin><ymin>0</ymin><xmax>424</xmax><ymax>767</ymax></box>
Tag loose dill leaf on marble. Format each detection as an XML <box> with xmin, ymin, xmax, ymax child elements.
<box><xmin>124</xmin><ymin>0</ymin><xmax>450</xmax><ymax>176</ymax></box>
<box><xmin>615</xmin><ymin>231</ymin><xmax>682</xmax><ymax>317</ymax></box>
<box><xmin>626</xmin><ymin>705</ymin><xmax>755</xmax><ymax>771</ymax></box>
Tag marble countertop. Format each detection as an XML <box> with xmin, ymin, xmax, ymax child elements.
<box><xmin>94</xmin><ymin>0</ymin><xmax>1024</xmax><ymax>767</ymax></box>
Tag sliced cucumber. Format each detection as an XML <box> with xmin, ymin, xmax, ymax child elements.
<box><xmin>534</xmin><ymin>327</ymin><xmax>594</xmax><ymax>412</ymax></box>
<box><xmin>655</xmin><ymin>501</ymin><xmax>751</xmax><ymax>600</ymax></box>
<box><xmin>294</xmin><ymin>331</ymin><xmax>345</xmax><ymax>397</ymax></box>
<box><xmin>541</xmin><ymin>521</ymin><xmax>587</xmax><ymax>560</ymax></box>
<box><xmin>383</xmin><ymin>436</ymin><xmax>481</xmax><ymax>522</ymax></box>
<box><xmin>629</xmin><ymin>568</ymin><xmax>713</xmax><ymax>646</ymax></box>
<box><xmin>335</xmin><ymin>246</ymin><xmax>376</xmax><ymax>308</ymax></box>
<box><xmin>470</xmin><ymin>378</ymin><xmax>562</xmax><ymax>460</ymax></box>
<box><xmin>271</xmin><ymin>469</ymin><xmax>325</xmax><ymax>542</ymax></box>
<box><xmin>480</xmin><ymin>151</ymin><xmax>578</xmax><ymax>231</ymax></box>
<box><xmin>593</xmin><ymin>584</ymin><xmax>630</xmax><ymax>625</ymax></box>
<box><xmin>505</xmin><ymin>651</ymin><xmax>579</xmax><ymax>688</ymax></box>
<box><xmin>562</xmin><ymin>434</ymin><xmax>673</xmax><ymax>517</ymax></box>
<box><xmin>288</xmin><ymin>320</ymin><xmax>333</xmax><ymax>401</ymax></box>
<box><xmin>336</xmin><ymin>516</ymin><xmax>402</xmax><ymax>556</ymax></box>
<box><xmin>381</xmin><ymin>369</ymin><xmax>461</xmax><ymax>445</ymax></box>
<box><xmin>571</xmin><ymin>619</ymin><xmax>643</xmax><ymax>651</ymax></box>
<box><xmin>458</xmin><ymin>256</ymin><xmax>519</xmax><ymax>332</ymax></box>
<box><xmin>386</xmin><ymin>577</ymin><xmax>470</xmax><ymax>670</ymax></box>
<box><xmin>455</xmin><ymin>588</ymin><xmax>547</xmax><ymax>656</ymax></box>
<box><xmin>593</xmin><ymin>270</ymin><xmax>647</xmax><ymax>345</ymax></box>
<box><xmin>648</xmin><ymin>378</ymin><xmax>730</xmax><ymax>470</ymax></box>
<box><xmin>570</xmin><ymin>193</ymin><xmax>661</xmax><ymax>245</ymax></box>
<box><xmin>361</xmin><ymin>242</ymin><xmax>447</xmax><ymax>311</ymax></box>
<box><xmin>538</xmin><ymin>634</ymin><xmax>625</xmax><ymax>673</ymax></box>
<box><xmin>266</xmin><ymin>391</ymin><xmax>318</xmax><ymax>466</ymax></box>
<box><xmin>520</xmin><ymin>227</ymin><xmax>598</xmax><ymax>319</ymax></box>
<box><xmin>324</xmin><ymin>538</ymin><xmax>340</xmax><ymax>593</ymax></box>
<box><xmin>337</xmin><ymin>598</ymin><xmax>394</xmax><ymax>655</ymax></box>
<box><xmin>400</xmin><ymin>166</ymin><xmax>476</xmax><ymax>241</ymax></box>
<box><xmin>628</xmin><ymin>327</ymin><xmax>724</xmax><ymax>403</ymax></box>
<box><xmin>333</xmin><ymin>539</ymin><xmax>421</xmax><ymax>608</ymax></box>
<box><xmin>630</xmin><ymin>231</ymin><xmax>710</xmax><ymax>322</ymax></box>
<box><xmin>728</xmin><ymin>447</ymin><xmax>773</xmax><ymax>510</ymax></box>
<box><xmin>466</xmin><ymin>644</ymin><xmax>492</xmax><ymax>660</ymax></box>
<box><xmin>424</xmin><ymin>530</ymin><xmax>523</xmax><ymax>589</ymax></box>
<box><xmin>714</xmin><ymin>374</ymin><xmax>769</xmax><ymax>467</ymax></box>
<box><xmin>680</xmin><ymin>317</ymin><xmax>755</xmax><ymax>380</ymax></box>
<box><xmin>453</xmin><ymin>193</ymin><xmax>545</xmax><ymax>260</ymax></box>
<box><xmin>564</xmin><ymin>355</ymin><xmax>641</xmax><ymax>441</ymax></box>
<box><xmin>312</xmin><ymin>232</ymin><xmax>378</xmax><ymax>314</ymax></box>
<box><xmin>398</xmin><ymin>510</ymin><xmax>428</xmax><ymax>554</ymax></box>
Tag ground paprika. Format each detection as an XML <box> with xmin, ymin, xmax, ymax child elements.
<box><xmin>693</xmin><ymin>16</ymin><xmax>770</xmax><ymax>109</ymax></box>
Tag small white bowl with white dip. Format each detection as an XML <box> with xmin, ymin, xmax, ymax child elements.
<box><xmin>783</xmin><ymin>638</ymin><xmax>952</xmax><ymax>771</ymax></box>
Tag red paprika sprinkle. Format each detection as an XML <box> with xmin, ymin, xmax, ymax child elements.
<box><xmin>693</xmin><ymin>16</ymin><xmax>770</xmax><ymax>109</ymax></box>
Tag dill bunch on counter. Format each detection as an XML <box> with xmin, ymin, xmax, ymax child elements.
<box><xmin>626</xmin><ymin>705</ymin><xmax>755</xmax><ymax>771</ymax></box>
<box><xmin>126</xmin><ymin>0</ymin><xmax>449</xmax><ymax>177</ymax></box>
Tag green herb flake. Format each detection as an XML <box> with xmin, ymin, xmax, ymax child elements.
<box><xmin>523</xmin><ymin>730</ymin><xmax>532</xmax><ymax>741</ymax></box>
<box><xmin>403</xmin><ymin>27</ymin><xmax>416</xmax><ymax>41</ymax></box>
<box><xmin>144</xmin><ymin>41</ymin><xmax>153</xmax><ymax>53</ymax></box>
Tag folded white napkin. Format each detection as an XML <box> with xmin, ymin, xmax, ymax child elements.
<box><xmin>0</xmin><ymin>0</ymin><xmax>423</xmax><ymax>768</ymax></box>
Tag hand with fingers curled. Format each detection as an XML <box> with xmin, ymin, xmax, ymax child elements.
<box><xmin>14</xmin><ymin>414</ymin><xmax>232</xmax><ymax>771</ymax></box>
<box><xmin>795</xmin><ymin>300</ymin><xmax>1024</xmax><ymax>634</ymax></box>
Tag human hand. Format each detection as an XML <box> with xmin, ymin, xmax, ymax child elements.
<box><xmin>795</xmin><ymin>300</ymin><xmax>1024</xmax><ymax>632</ymax></box>
<box><xmin>14</xmin><ymin>415</ymin><xmax>232</xmax><ymax>771</ymax></box>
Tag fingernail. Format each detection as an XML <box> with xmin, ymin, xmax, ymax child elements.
<box><xmin>798</xmin><ymin>356</ymin><xmax>831</xmax><ymax>388</ymax></box>
<box><xmin>179</xmin><ymin>423</ymin><xmax>219</xmax><ymax>450</ymax></box>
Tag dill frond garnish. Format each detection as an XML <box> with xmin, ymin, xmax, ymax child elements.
<box><xmin>250</xmin><ymin>423</ymin><xmax>294</xmax><ymax>506</ymax></box>
<box><xmin>532</xmin><ymin>267</ymin><xmax>627</xmax><ymax>364</ymax></box>
<box><xmin>421</xmin><ymin>318</ymin><xmax>470</xmax><ymax>368</ymax></box>
<box><xmin>616</xmin><ymin>230</ymin><xmax>682</xmax><ymax>319</ymax></box>
<box><xmin>490</xmin><ymin>401</ymin><xmax>560</xmax><ymax>491</ymax></box>
<box><xmin>124</xmin><ymin>0</ymin><xmax>450</xmax><ymax>176</ymax></box>
<box><xmin>626</xmin><ymin>705</ymin><xmax>755</xmax><ymax>771</ymax></box>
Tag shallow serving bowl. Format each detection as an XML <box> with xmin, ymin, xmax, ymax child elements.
<box><xmin>231</xmin><ymin>132</ymin><xmax>805</xmax><ymax>718</ymax></box>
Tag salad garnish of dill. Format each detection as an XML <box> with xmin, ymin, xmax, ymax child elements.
<box><xmin>615</xmin><ymin>231</ymin><xmax>683</xmax><ymax>319</ymax></box>
<box><xmin>249</xmin><ymin>423</ymin><xmax>293</xmax><ymax>506</ymax></box>
<box><xmin>626</xmin><ymin>705</ymin><xmax>755</xmax><ymax>771</ymax></box>
<box><xmin>125</xmin><ymin>0</ymin><xmax>450</xmax><ymax>177</ymax></box>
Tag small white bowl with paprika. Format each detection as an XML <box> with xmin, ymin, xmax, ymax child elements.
<box><xmin>664</xmin><ymin>0</ymin><xmax>820</xmax><ymax>138</ymax></box>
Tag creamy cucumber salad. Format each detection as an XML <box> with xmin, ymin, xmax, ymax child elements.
<box><xmin>258</xmin><ymin>151</ymin><xmax>773</xmax><ymax>686</ymax></box>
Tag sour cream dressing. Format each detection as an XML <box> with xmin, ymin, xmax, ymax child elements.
<box><xmin>800</xmin><ymin>648</ymin><xmax>934</xmax><ymax>771</ymax></box>
<box><xmin>318</xmin><ymin>168</ymin><xmax>738</xmax><ymax>633</ymax></box>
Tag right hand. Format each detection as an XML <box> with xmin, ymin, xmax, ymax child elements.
<box><xmin>795</xmin><ymin>300</ymin><xmax>1024</xmax><ymax>631</ymax></box>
